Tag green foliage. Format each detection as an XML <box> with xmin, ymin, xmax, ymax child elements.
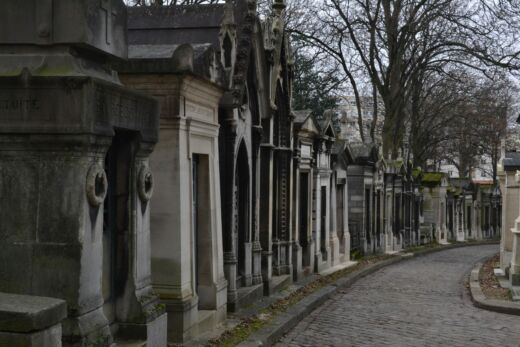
<box><xmin>291</xmin><ymin>51</ymin><xmax>340</xmax><ymax>117</ymax></box>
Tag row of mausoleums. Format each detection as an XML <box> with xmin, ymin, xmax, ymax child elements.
<box><xmin>417</xmin><ymin>172</ymin><xmax>501</xmax><ymax>244</ymax></box>
<box><xmin>0</xmin><ymin>0</ymin><xmax>502</xmax><ymax>346</ymax></box>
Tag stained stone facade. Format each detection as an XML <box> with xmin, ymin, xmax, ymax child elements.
<box><xmin>116</xmin><ymin>43</ymin><xmax>227</xmax><ymax>340</ymax></box>
<box><xmin>0</xmin><ymin>1</ymin><xmax>166</xmax><ymax>346</ymax></box>
<box><xmin>347</xmin><ymin>143</ymin><xmax>379</xmax><ymax>255</ymax></box>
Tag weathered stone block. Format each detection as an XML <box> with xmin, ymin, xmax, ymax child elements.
<box><xmin>0</xmin><ymin>292</ymin><xmax>66</xmax><ymax>333</ymax></box>
<box><xmin>0</xmin><ymin>244</ymin><xmax>33</xmax><ymax>294</ymax></box>
<box><xmin>0</xmin><ymin>0</ymin><xmax>127</xmax><ymax>58</ymax></box>
<box><xmin>0</xmin><ymin>323</ymin><xmax>62</xmax><ymax>347</ymax></box>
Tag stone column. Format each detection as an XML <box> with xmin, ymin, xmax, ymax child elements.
<box><xmin>313</xmin><ymin>173</ymin><xmax>323</xmax><ymax>271</ymax></box>
<box><xmin>510</xmin><ymin>216</ymin><xmax>520</xmax><ymax>285</ymax></box>
<box><xmin>343</xmin><ymin>181</ymin><xmax>351</xmax><ymax>262</ymax></box>
<box><xmin>292</xmin><ymin>154</ymin><xmax>304</xmax><ymax>281</ymax></box>
<box><xmin>252</xmin><ymin>126</ymin><xmax>263</xmax><ymax>285</ymax></box>
<box><xmin>220</xmin><ymin>117</ymin><xmax>239</xmax><ymax>311</ymax></box>
<box><xmin>259</xmin><ymin>141</ymin><xmax>274</xmax><ymax>293</ymax></box>
<box><xmin>329</xmin><ymin>173</ymin><xmax>340</xmax><ymax>266</ymax></box>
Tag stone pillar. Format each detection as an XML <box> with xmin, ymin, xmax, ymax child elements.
<box><xmin>220</xmin><ymin>117</ymin><xmax>239</xmax><ymax>311</ymax></box>
<box><xmin>292</xmin><ymin>155</ymin><xmax>304</xmax><ymax>281</ymax></box>
<box><xmin>510</xmin><ymin>217</ymin><xmax>520</xmax><ymax>285</ymax></box>
<box><xmin>252</xmin><ymin>126</ymin><xmax>264</xmax><ymax>285</ymax></box>
<box><xmin>259</xmin><ymin>142</ymin><xmax>274</xmax><ymax>293</ymax></box>
<box><xmin>330</xmin><ymin>173</ymin><xmax>340</xmax><ymax>266</ymax></box>
<box><xmin>384</xmin><ymin>191</ymin><xmax>394</xmax><ymax>253</ymax></box>
<box><xmin>272</xmin><ymin>149</ymin><xmax>294</xmax><ymax>277</ymax></box>
<box><xmin>313</xmin><ymin>173</ymin><xmax>323</xmax><ymax>271</ymax></box>
<box><xmin>342</xmin><ymin>179</ymin><xmax>351</xmax><ymax>262</ymax></box>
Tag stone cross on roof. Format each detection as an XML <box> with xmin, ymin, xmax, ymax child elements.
<box><xmin>101</xmin><ymin>0</ymin><xmax>118</xmax><ymax>44</ymax></box>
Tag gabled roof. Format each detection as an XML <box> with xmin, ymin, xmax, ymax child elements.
<box><xmin>332</xmin><ymin>139</ymin><xmax>354</xmax><ymax>163</ymax></box>
<box><xmin>294</xmin><ymin>110</ymin><xmax>320</xmax><ymax>136</ymax></box>
<box><xmin>317</xmin><ymin>114</ymin><xmax>336</xmax><ymax>139</ymax></box>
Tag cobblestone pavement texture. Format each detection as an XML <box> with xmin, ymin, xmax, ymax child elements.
<box><xmin>276</xmin><ymin>245</ymin><xmax>520</xmax><ymax>347</ymax></box>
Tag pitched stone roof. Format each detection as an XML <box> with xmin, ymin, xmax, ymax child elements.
<box><xmin>293</xmin><ymin>110</ymin><xmax>312</xmax><ymax>125</ymax></box>
<box><xmin>116</xmin><ymin>43</ymin><xmax>219</xmax><ymax>82</ymax></box>
<box><xmin>127</xmin><ymin>5</ymin><xmax>224</xmax><ymax>46</ymax></box>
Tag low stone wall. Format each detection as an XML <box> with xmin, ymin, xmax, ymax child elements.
<box><xmin>0</xmin><ymin>292</ymin><xmax>67</xmax><ymax>347</ymax></box>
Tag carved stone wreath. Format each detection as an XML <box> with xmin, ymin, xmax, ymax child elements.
<box><xmin>86</xmin><ymin>163</ymin><xmax>107</xmax><ymax>207</ymax></box>
<box><xmin>138</xmin><ymin>164</ymin><xmax>154</xmax><ymax>203</ymax></box>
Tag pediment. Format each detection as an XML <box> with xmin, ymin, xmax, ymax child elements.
<box><xmin>301</xmin><ymin>116</ymin><xmax>320</xmax><ymax>134</ymax></box>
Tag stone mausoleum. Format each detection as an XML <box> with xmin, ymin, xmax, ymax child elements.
<box><xmin>0</xmin><ymin>0</ymin><xmax>166</xmax><ymax>346</ymax></box>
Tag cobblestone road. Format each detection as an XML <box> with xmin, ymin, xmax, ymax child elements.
<box><xmin>277</xmin><ymin>245</ymin><xmax>520</xmax><ymax>347</ymax></box>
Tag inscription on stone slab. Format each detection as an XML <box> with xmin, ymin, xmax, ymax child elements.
<box><xmin>0</xmin><ymin>99</ymin><xmax>41</xmax><ymax>113</ymax></box>
<box><xmin>301</xmin><ymin>144</ymin><xmax>311</xmax><ymax>158</ymax></box>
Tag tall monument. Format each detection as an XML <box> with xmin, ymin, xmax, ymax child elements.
<box><xmin>0</xmin><ymin>0</ymin><xmax>166</xmax><ymax>346</ymax></box>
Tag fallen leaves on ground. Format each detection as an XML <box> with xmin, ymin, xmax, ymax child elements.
<box><xmin>479</xmin><ymin>253</ymin><xmax>511</xmax><ymax>301</ymax></box>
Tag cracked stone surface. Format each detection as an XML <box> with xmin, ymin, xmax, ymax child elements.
<box><xmin>276</xmin><ymin>245</ymin><xmax>520</xmax><ymax>347</ymax></box>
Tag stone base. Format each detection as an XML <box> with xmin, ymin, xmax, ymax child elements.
<box><xmin>0</xmin><ymin>324</ymin><xmax>62</xmax><ymax>347</ymax></box>
<box><xmin>319</xmin><ymin>261</ymin><xmax>357</xmax><ymax>276</ymax></box>
<box><xmin>117</xmin><ymin>313</ymin><xmax>167</xmax><ymax>347</ymax></box>
<box><xmin>292</xmin><ymin>244</ymin><xmax>303</xmax><ymax>282</ymax></box>
<box><xmin>227</xmin><ymin>283</ymin><xmax>264</xmax><ymax>312</ymax></box>
<box><xmin>511</xmin><ymin>273</ymin><xmax>520</xmax><ymax>286</ymax></box>
<box><xmin>266</xmin><ymin>274</ymin><xmax>292</xmax><ymax>296</ymax></box>
<box><xmin>195</xmin><ymin>307</ymin><xmax>226</xmax><ymax>337</ymax></box>
<box><xmin>163</xmin><ymin>296</ymin><xmax>198</xmax><ymax>343</ymax></box>
<box><xmin>329</xmin><ymin>237</ymin><xmax>341</xmax><ymax>267</ymax></box>
<box><xmin>314</xmin><ymin>255</ymin><xmax>330</xmax><ymax>273</ymax></box>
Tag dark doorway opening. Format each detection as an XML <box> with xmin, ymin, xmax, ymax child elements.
<box><xmin>320</xmin><ymin>185</ymin><xmax>327</xmax><ymax>261</ymax></box>
<box><xmin>103</xmin><ymin>131</ymin><xmax>135</xmax><ymax>325</ymax></box>
<box><xmin>234</xmin><ymin>143</ymin><xmax>249</xmax><ymax>288</ymax></box>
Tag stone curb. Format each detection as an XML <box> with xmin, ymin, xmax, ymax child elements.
<box><xmin>238</xmin><ymin>240</ymin><xmax>499</xmax><ymax>347</ymax></box>
<box><xmin>468</xmin><ymin>259</ymin><xmax>520</xmax><ymax>316</ymax></box>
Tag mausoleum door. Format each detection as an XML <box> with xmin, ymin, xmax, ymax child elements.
<box><xmin>102</xmin><ymin>131</ymin><xmax>134</xmax><ymax>326</ymax></box>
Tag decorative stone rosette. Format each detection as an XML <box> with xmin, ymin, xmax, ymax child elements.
<box><xmin>86</xmin><ymin>163</ymin><xmax>108</xmax><ymax>207</ymax></box>
<box><xmin>138</xmin><ymin>164</ymin><xmax>154</xmax><ymax>203</ymax></box>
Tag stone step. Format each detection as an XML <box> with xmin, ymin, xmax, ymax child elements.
<box><xmin>511</xmin><ymin>286</ymin><xmax>520</xmax><ymax>301</ymax></box>
<box><xmin>236</xmin><ymin>283</ymin><xmax>264</xmax><ymax>309</ymax></box>
<box><xmin>319</xmin><ymin>261</ymin><xmax>357</xmax><ymax>276</ymax></box>
<box><xmin>494</xmin><ymin>268</ymin><xmax>505</xmax><ymax>277</ymax></box>
<box><xmin>197</xmin><ymin>310</ymin><xmax>217</xmax><ymax>335</ymax></box>
<box><xmin>116</xmin><ymin>340</ymin><xmax>146</xmax><ymax>347</ymax></box>
<box><xmin>270</xmin><ymin>274</ymin><xmax>292</xmax><ymax>294</ymax></box>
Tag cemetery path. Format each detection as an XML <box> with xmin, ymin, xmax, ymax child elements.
<box><xmin>276</xmin><ymin>244</ymin><xmax>520</xmax><ymax>347</ymax></box>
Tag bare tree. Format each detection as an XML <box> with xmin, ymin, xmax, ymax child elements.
<box><xmin>291</xmin><ymin>0</ymin><xmax>520</xmax><ymax>158</ymax></box>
